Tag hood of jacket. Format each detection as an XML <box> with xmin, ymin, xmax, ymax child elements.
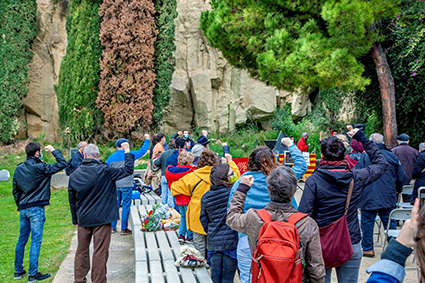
<box><xmin>193</xmin><ymin>166</ymin><xmax>213</xmax><ymax>184</ymax></box>
<box><xmin>315</xmin><ymin>166</ymin><xmax>353</xmax><ymax>187</ymax></box>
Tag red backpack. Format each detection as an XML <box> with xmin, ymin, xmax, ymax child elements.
<box><xmin>252</xmin><ymin>209</ymin><xmax>308</xmax><ymax>283</ymax></box>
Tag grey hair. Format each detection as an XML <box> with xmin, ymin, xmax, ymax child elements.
<box><xmin>83</xmin><ymin>144</ymin><xmax>99</xmax><ymax>159</ymax></box>
<box><xmin>399</xmin><ymin>140</ymin><xmax>409</xmax><ymax>145</ymax></box>
<box><xmin>369</xmin><ymin>133</ymin><xmax>384</xmax><ymax>144</ymax></box>
<box><xmin>77</xmin><ymin>141</ymin><xmax>87</xmax><ymax>149</ymax></box>
<box><xmin>419</xmin><ymin>143</ymin><xmax>425</xmax><ymax>152</ymax></box>
<box><xmin>301</xmin><ymin>132</ymin><xmax>308</xmax><ymax>138</ymax></box>
<box><xmin>266</xmin><ymin>166</ymin><xmax>297</xmax><ymax>203</ymax></box>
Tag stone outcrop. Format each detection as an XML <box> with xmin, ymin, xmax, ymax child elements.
<box><xmin>161</xmin><ymin>0</ymin><xmax>282</xmax><ymax>134</ymax></box>
<box><xmin>18</xmin><ymin>0</ymin><xmax>67</xmax><ymax>142</ymax></box>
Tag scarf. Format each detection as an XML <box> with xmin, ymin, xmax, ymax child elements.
<box><xmin>319</xmin><ymin>159</ymin><xmax>350</xmax><ymax>169</ymax></box>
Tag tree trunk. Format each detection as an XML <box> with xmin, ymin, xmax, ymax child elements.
<box><xmin>371</xmin><ymin>41</ymin><xmax>398</xmax><ymax>148</ymax></box>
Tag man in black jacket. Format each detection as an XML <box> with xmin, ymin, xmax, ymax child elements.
<box><xmin>68</xmin><ymin>142</ymin><xmax>134</xmax><ymax>283</ymax></box>
<box><xmin>356</xmin><ymin>133</ymin><xmax>406</xmax><ymax>257</ymax></box>
<box><xmin>13</xmin><ymin>142</ymin><xmax>67</xmax><ymax>282</ymax></box>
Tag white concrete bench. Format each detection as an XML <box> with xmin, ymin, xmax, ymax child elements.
<box><xmin>130</xmin><ymin>200</ymin><xmax>212</xmax><ymax>283</ymax></box>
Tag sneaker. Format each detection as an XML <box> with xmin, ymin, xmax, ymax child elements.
<box><xmin>120</xmin><ymin>229</ymin><xmax>132</xmax><ymax>235</ymax></box>
<box><xmin>28</xmin><ymin>272</ymin><xmax>50</xmax><ymax>282</ymax></box>
<box><xmin>178</xmin><ymin>235</ymin><xmax>185</xmax><ymax>244</ymax></box>
<box><xmin>185</xmin><ymin>237</ymin><xmax>193</xmax><ymax>244</ymax></box>
<box><xmin>111</xmin><ymin>229</ymin><xmax>117</xmax><ymax>234</ymax></box>
<box><xmin>14</xmin><ymin>270</ymin><xmax>26</xmax><ymax>280</ymax></box>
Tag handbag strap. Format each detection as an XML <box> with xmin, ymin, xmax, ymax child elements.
<box><xmin>344</xmin><ymin>179</ymin><xmax>354</xmax><ymax>215</ymax></box>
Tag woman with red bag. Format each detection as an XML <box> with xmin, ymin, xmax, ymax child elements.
<box><xmin>298</xmin><ymin>128</ymin><xmax>388</xmax><ymax>283</ymax></box>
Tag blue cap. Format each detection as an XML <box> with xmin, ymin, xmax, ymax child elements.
<box><xmin>116</xmin><ymin>138</ymin><xmax>129</xmax><ymax>148</ymax></box>
<box><xmin>397</xmin><ymin>133</ymin><xmax>409</xmax><ymax>141</ymax></box>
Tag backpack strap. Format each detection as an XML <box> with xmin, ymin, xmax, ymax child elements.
<box><xmin>287</xmin><ymin>213</ymin><xmax>308</xmax><ymax>224</ymax></box>
<box><xmin>256</xmin><ymin>209</ymin><xmax>272</xmax><ymax>223</ymax></box>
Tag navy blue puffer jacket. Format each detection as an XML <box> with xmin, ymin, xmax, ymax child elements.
<box><xmin>200</xmin><ymin>185</ymin><xmax>238</xmax><ymax>251</ymax></box>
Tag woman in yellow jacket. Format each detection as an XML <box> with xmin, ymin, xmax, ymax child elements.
<box><xmin>171</xmin><ymin>149</ymin><xmax>240</xmax><ymax>257</ymax></box>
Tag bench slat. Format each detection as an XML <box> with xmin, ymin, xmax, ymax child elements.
<box><xmin>149</xmin><ymin>261</ymin><xmax>165</xmax><ymax>283</ymax></box>
<box><xmin>135</xmin><ymin>261</ymin><xmax>149</xmax><ymax>283</ymax></box>
<box><xmin>130</xmin><ymin>206</ymin><xmax>141</xmax><ymax>230</ymax></box>
<box><xmin>193</xmin><ymin>267</ymin><xmax>213</xmax><ymax>283</ymax></box>
<box><xmin>156</xmin><ymin>231</ymin><xmax>174</xmax><ymax>261</ymax></box>
<box><xmin>163</xmin><ymin>260</ymin><xmax>181</xmax><ymax>283</ymax></box>
<box><xmin>134</xmin><ymin>231</ymin><xmax>147</xmax><ymax>262</ymax></box>
<box><xmin>145</xmin><ymin>233</ymin><xmax>160</xmax><ymax>261</ymax></box>
<box><xmin>140</xmin><ymin>194</ymin><xmax>149</xmax><ymax>206</ymax></box>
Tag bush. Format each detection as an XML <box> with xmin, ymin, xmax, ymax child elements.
<box><xmin>56</xmin><ymin>0</ymin><xmax>104</xmax><ymax>146</ymax></box>
<box><xmin>0</xmin><ymin>1</ymin><xmax>37</xmax><ymax>144</ymax></box>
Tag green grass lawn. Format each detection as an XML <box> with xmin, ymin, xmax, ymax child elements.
<box><xmin>0</xmin><ymin>151</ymin><xmax>75</xmax><ymax>283</ymax></box>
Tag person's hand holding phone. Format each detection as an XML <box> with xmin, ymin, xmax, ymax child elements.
<box><xmin>397</xmin><ymin>198</ymin><xmax>420</xmax><ymax>248</ymax></box>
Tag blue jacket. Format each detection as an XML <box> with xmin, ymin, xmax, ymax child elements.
<box><xmin>165</xmin><ymin>150</ymin><xmax>179</xmax><ymax>168</ymax></box>
<box><xmin>366</xmin><ymin>239</ymin><xmax>413</xmax><ymax>283</ymax></box>
<box><xmin>106</xmin><ymin>139</ymin><xmax>150</xmax><ymax>187</ymax></box>
<box><xmin>227</xmin><ymin>144</ymin><xmax>307</xmax><ymax>230</ymax></box>
<box><xmin>65</xmin><ymin>150</ymin><xmax>83</xmax><ymax>175</ymax></box>
<box><xmin>200</xmin><ymin>185</ymin><xmax>238</xmax><ymax>251</ymax></box>
<box><xmin>298</xmin><ymin>131</ymin><xmax>388</xmax><ymax>245</ymax></box>
<box><xmin>355</xmin><ymin>143</ymin><xmax>405</xmax><ymax>210</ymax></box>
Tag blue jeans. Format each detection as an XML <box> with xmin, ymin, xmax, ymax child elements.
<box><xmin>325</xmin><ymin>243</ymin><xmax>363</xmax><ymax>283</ymax></box>
<box><xmin>112</xmin><ymin>187</ymin><xmax>132</xmax><ymax>230</ymax></box>
<box><xmin>15</xmin><ymin>206</ymin><xmax>46</xmax><ymax>276</ymax></box>
<box><xmin>237</xmin><ymin>235</ymin><xmax>252</xmax><ymax>283</ymax></box>
<box><xmin>161</xmin><ymin>176</ymin><xmax>173</xmax><ymax>208</ymax></box>
<box><xmin>177</xmin><ymin>205</ymin><xmax>193</xmax><ymax>239</ymax></box>
<box><xmin>210</xmin><ymin>252</ymin><xmax>238</xmax><ymax>283</ymax></box>
<box><xmin>361</xmin><ymin>208</ymin><xmax>396</xmax><ymax>251</ymax></box>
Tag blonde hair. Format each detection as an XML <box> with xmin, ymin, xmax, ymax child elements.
<box><xmin>178</xmin><ymin>151</ymin><xmax>194</xmax><ymax>166</ymax></box>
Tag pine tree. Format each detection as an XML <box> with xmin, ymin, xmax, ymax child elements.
<box><xmin>201</xmin><ymin>0</ymin><xmax>401</xmax><ymax>146</ymax></box>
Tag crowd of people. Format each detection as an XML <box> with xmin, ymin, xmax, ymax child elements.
<box><xmin>10</xmin><ymin>126</ymin><xmax>425</xmax><ymax>283</ymax></box>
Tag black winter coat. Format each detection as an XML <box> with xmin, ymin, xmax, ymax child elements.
<box><xmin>13</xmin><ymin>150</ymin><xmax>67</xmax><ymax>210</ymax></box>
<box><xmin>68</xmin><ymin>153</ymin><xmax>134</xmax><ymax>227</ymax></box>
<box><xmin>299</xmin><ymin>131</ymin><xmax>388</xmax><ymax>245</ymax></box>
<box><xmin>411</xmin><ymin>152</ymin><xmax>425</xmax><ymax>203</ymax></box>
<box><xmin>200</xmin><ymin>185</ymin><xmax>238</xmax><ymax>251</ymax></box>
<box><xmin>355</xmin><ymin>143</ymin><xmax>405</xmax><ymax>210</ymax></box>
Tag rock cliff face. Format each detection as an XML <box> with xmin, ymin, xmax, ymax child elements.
<box><xmin>18</xmin><ymin>0</ymin><xmax>67</xmax><ymax>142</ymax></box>
<box><xmin>161</xmin><ymin>0</ymin><xmax>290</xmax><ymax>134</ymax></box>
<box><xmin>21</xmin><ymin>0</ymin><xmax>313</xmax><ymax>141</ymax></box>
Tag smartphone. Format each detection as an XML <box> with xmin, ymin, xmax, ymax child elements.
<box><xmin>420</xmin><ymin>187</ymin><xmax>425</xmax><ymax>209</ymax></box>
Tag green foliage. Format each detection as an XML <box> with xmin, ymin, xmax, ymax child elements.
<box><xmin>200</xmin><ymin>0</ymin><xmax>400</xmax><ymax>93</ymax></box>
<box><xmin>56</xmin><ymin>0</ymin><xmax>103</xmax><ymax>146</ymax></box>
<box><xmin>152</xmin><ymin>0</ymin><xmax>178</xmax><ymax>130</ymax></box>
<box><xmin>0</xmin><ymin>1</ymin><xmax>37</xmax><ymax>144</ymax></box>
<box><xmin>356</xmin><ymin>0</ymin><xmax>425</xmax><ymax>148</ymax></box>
<box><xmin>271</xmin><ymin>106</ymin><xmax>322</xmax><ymax>154</ymax></box>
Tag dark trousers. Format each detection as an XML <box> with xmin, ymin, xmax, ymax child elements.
<box><xmin>210</xmin><ymin>252</ymin><xmax>237</xmax><ymax>283</ymax></box>
<box><xmin>75</xmin><ymin>224</ymin><xmax>112</xmax><ymax>283</ymax></box>
<box><xmin>361</xmin><ymin>208</ymin><xmax>396</xmax><ymax>252</ymax></box>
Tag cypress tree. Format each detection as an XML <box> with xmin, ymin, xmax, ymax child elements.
<box><xmin>56</xmin><ymin>0</ymin><xmax>103</xmax><ymax>144</ymax></box>
<box><xmin>152</xmin><ymin>0</ymin><xmax>178</xmax><ymax>130</ymax></box>
<box><xmin>0</xmin><ymin>1</ymin><xmax>37</xmax><ymax>144</ymax></box>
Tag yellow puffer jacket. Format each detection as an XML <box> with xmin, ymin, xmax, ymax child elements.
<box><xmin>171</xmin><ymin>161</ymin><xmax>240</xmax><ymax>235</ymax></box>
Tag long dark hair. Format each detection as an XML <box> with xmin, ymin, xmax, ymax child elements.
<box><xmin>210</xmin><ymin>164</ymin><xmax>233</xmax><ymax>187</ymax></box>
<box><xmin>247</xmin><ymin>146</ymin><xmax>277</xmax><ymax>176</ymax></box>
<box><xmin>152</xmin><ymin>133</ymin><xmax>165</xmax><ymax>146</ymax></box>
<box><xmin>321</xmin><ymin>136</ymin><xmax>346</xmax><ymax>161</ymax></box>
